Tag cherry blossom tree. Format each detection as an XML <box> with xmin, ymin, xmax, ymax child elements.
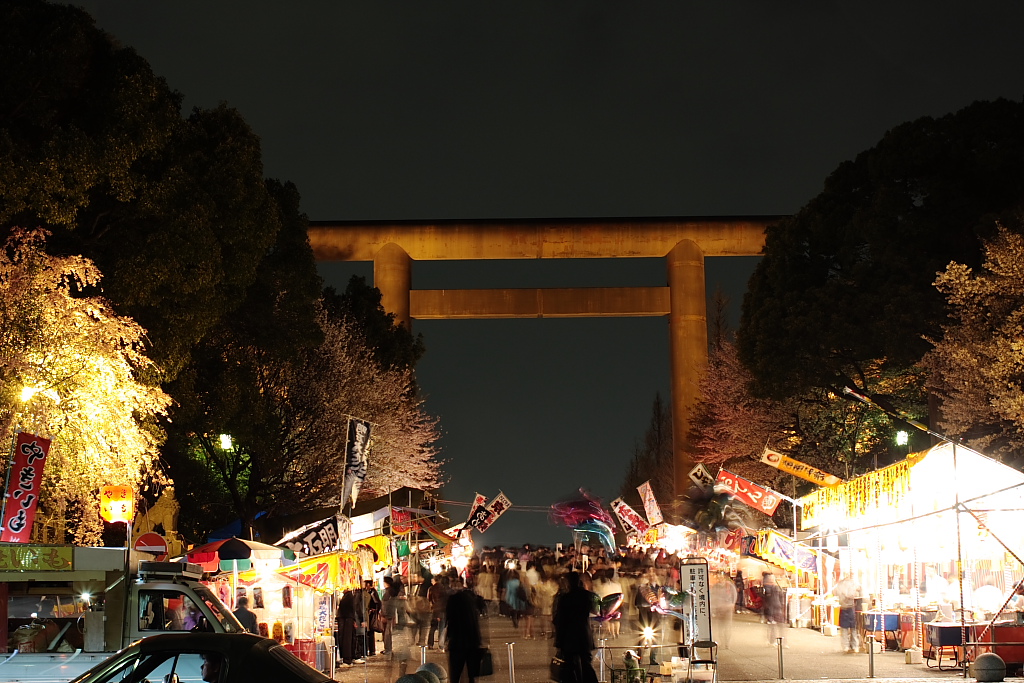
<box><xmin>923</xmin><ymin>219</ymin><xmax>1024</xmax><ymax>461</ymax></box>
<box><xmin>0</xmin><ymin>228</ymin><xmax>170</xmax><ymax>544</ymax></box>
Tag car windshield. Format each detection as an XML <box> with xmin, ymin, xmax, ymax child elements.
<box><xmin>193</xmin><ymin>584</ymin><xmax>243</xmax><ymax>633</ymax></box>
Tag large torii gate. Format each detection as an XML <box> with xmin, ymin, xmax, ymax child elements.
<box><xmin>308</xmin><ymin>216</ymin><xmax>776</xmax><ymax>502</ymax></box>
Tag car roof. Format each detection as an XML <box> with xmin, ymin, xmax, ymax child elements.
<box><xmin>132</xmin><ymin>633</ymin><xmax>332</xmax><ymax>682</ymax></box>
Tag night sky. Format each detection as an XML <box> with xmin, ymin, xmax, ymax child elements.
<box><xmin>75</xmin><ymin>1</ymin><xmax>1024</xmax><ymax>546</ymax></box>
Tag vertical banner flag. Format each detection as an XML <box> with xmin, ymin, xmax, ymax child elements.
<box><xmin>610</xmin><ymin>498</ymin><xmax>650</xmax><ymax>534</ymax></box>
<box><xmin>637</xmin><ymin>480</ymin><xmax>664</xmax><ymax>526</ymax></box>
<box><xmin>715</xmin><ymin>469</ymin><xmax>783</xmax><ymax>515</ymax></box>
<box><xmin>341</xmin><ymin>418</ymin><xmax>372</xmax><ymax>509</ymax></box>
<box><xmin>760</xmin><ymin>448</ymin><xmax>843</xmax><ymax>487</ymax></box>
<box><xmin>468</xmin><ymin>491</ymin><xmax>512</xmax><ymax>533</ymax></box>
<box><xmin>462</xmin><ymin>493</ymin><xmax>488</xmax><ymax>531</ymax></box>
<box><xmin>1</xmin><ymin>432</ymin><xmax>52</xmax><ymax>543</ymax></box>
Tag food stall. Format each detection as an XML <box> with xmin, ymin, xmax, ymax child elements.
<box><xmin>228</xmin><ymin>549</ymin><xmax>369</xmax><ymax>669</ymax></box>
<box><xmin>799</xmin><ymin>442</ymin><xmax>1024</xmax><ymax>655</ymax></box>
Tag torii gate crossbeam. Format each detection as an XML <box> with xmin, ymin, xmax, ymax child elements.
<box><xmin>308</xmin><ymin>216</ymin><xmax>777</xmax><ymax>504</ymax></box>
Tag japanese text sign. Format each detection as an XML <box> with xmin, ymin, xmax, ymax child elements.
<box><xmin>99</xmin><ymin>485</ymin><xmax>135</xmax><ymax>524</ymax></box>
<box><xmin>610</xmin><ymin>498</ymin><xmax>650</xmax><ymax>534</ymax></box>
<box><xmin>468</xmin><ymin>491</ymin><xmax>512</xmax><ymax>533</ymax></box>
<box><xmin>761</xmin><ymin>448</ymin><xmax>843</xmax><ymax>487</ymax></box>
<box><xmin>715</xmin><ymin>469</ymin><xmax>783</xmax><ymax>515</ymax></box>
<box><xmin>0</xmin><ymin>544</ymin><xmax>73</xmax><ymax>571</ymax></box>
<box><xmin>681</xmin><ymin>561</ymin><xmax>712</xmax><ymax>642</ymax></box>
<box><xmin>1</xmin><ymin>433</ymin><xmax>51</xmax><ymax>542</ymax></box>
<box><xmin>637</xmin><ymin>480</ymin><xmax>664</xmax><ymax>525</ymax></box>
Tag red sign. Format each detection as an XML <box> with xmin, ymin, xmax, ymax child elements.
<box><xmin>1</xmin><ymin>432</ymin><xmax>51</xmax><ymax>543</ymax></box>
<box><xmin>134</xmin><ymin>532</ymin><xmax>168</xmax><ymax>555</ymax></box>
<box><xmin>715</xmin><ymin>469</ymin><xmax>783</xmax><ymax>515</ymax></box>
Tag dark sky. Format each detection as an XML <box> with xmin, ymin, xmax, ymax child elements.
<box><xmin>76</xmin><ymin>1</ymin><xmax>1024</xmax><ymax>546</ymax></box>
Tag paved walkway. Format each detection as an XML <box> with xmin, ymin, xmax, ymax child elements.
<box><xmin>330</xmin><ymin>610</ymin><xmax>1012</xmax><ymax>683</ymax></box>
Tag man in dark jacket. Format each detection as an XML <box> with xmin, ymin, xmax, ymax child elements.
<box><xmin>446</xmin><ymin>586</ymin><xmax>483</xmax><ymax>683</ymax></box>
<box><xmin>554</xmin><ymin>571</ymin><xmax>598</xmax><ymax>683</ymax></box>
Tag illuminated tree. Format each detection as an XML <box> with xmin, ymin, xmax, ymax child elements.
<box><xmin>0</xmin><ymin>228</ymin><xmax>170</xmax><ymax>544</ymax></box>
<box><xmin>171</xmin><ymin>306</ymin><xmax>441</xmax><ymax>535</ymax></box>
<box><xmin>923</xmin><ymin>218</ymin><xmax>1024</xmax><ymax>461</ymax></box>
<box><xmin>1</xmin><ymin>0</ymin><xmax>285</xmax><ymax>382</ymax></box>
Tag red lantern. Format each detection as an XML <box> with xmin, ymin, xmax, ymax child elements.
<box><xmin>99</xmin><ymin>485</ymin><xmax>135</xmax><ymax>524</ymax></box>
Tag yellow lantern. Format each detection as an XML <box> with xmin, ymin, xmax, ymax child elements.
<box><xmin>99</xmin><ymin>485</ymin><xmax>135</xmax><ymax>524</ymax></box>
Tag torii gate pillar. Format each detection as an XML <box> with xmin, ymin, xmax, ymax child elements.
<box><xmin>667</xmin><ymin>239</ymin><xmax>707</xmax><ymax>496</ymax></box>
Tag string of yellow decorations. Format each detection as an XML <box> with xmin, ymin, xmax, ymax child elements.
<box><xmin>799</xmin><ymin>454</ymin><xmax>923</xmax><ymax>529</ymax></box>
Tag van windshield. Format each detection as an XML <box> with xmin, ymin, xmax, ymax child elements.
<box><xmin>193</xmin><ymin>585</ymin><xmax>244</xmax><ymax>633</ymax></box>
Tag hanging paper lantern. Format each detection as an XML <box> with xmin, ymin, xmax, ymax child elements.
<box><xmin>99</xmin><ymin>485</ymin><xmax>135</xmax><ymax>524</ymax></box>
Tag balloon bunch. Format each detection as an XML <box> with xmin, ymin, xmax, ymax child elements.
<box><xmin>550</xmin><ymin>489</ymin><xmax>617</xmax><ymax>553</ymax></box>
<box><xmin>549</xmin><ymin>489</ymin><xmax>616</xmax><ymax>528</ymax></box>
<box><xmin>640</xmin><ymin>585</ymin><xmax>693</xmax><ymax>621</ymax></box>
<box><xmin>592</xmin><ymin>592</ymin><xmax>624</xmax><ymax>622</ymax></box>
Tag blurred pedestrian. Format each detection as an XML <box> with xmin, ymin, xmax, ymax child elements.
<box><xmin>446</xmin><ymin>584</ymin><xmax>483</xmax><ymax>683</ymax></box>
<box><xmin>504</xmin><ymin>570</ymin><xmax>530</xmax><ymax>630</ymax></box>
<box><xmin>710</xmin><ymin>573</ymin><xmax>737</xmax><ymax>649</ymax></box>
<box><xmin>553</xmin><ymin>571</ymin><xmax>598</xmax><ymax>683</ymax></box>
<box><xmin>762</xmin><ymin>573</ymin><xmax>786</xmax><ymax>647</ymax></box>
<box><xmin>233</xmin><ymin>596</ymin><xmax>258</xmax><ymax>634</ymax></box>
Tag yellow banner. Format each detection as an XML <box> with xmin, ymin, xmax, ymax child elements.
<box><xmin>761</xmin><ymin>449</ymin><xmax>843</xmax><ymax>487</ymax></box>
<box><xmin>0</xmin><ymin>545</ymin><xmax>74</xmax><ymax>571</ymax></box>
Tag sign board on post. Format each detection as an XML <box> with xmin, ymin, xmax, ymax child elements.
<box><xmin>1</xmin><ymin>432</ymin><xmax>52</xmax><ymax>543</ymax></box>
<box><xmin>681</xmin><ymin>559</ymin><xmax>712</xmax><ymax>643</ymax></box>
<box><xmin>99</xmin><ymin>485</ymin><xmax>135</xmax><ymax>524</ymax></box>
<box><xmin>133</xmin><ymin>532</ymin><xmax>169</xmax><ymax>555</ymax></box>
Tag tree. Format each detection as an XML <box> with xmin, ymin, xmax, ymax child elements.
<box><xmin>0</xmin><ymin>228</ymin><xmax>170</xmax><ymax>544</ymax></box>
<box><xmin>1</xmin><ymin>0</ymin><xmax>286</xmax><ymax>381</ymax></box>
<box><xmin>739</xmin><ymin>99</ymin><xmax>1024</xmax><ymax>401</ymax></box>
<box><xmin>170</xmin><ymin>306</ymin><xmax>442</xmax><ymax>536</ymax></box>
<box><xmin>923</xmin><ymin>216</ymin><xmax>1024</xmax><ymax>462</ymax></box>
<box><xmin>323</xmin><ymin>276</ymin><xmax>425</xmax><ymax>372</ymax></box>
<box><xmin>619</xmin><ymin>394</ymin><xmax>674</xmax><ymax>516</ymax></box>
<box><xmin>688</xmin><ymin>339</ymin><xmax>926</xmax><ymax>518</ymax></box>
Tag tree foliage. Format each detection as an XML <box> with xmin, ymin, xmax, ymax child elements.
<box><xmin>739</xmin><ymin>99</ymin><xmax>1024</xmax><ymax>401</ymax></box>
<box><xmin>0</xmin><ymin>0</ymin><xmax>285</xmax><ymax>381</ymax></box>
<box><xmin>324</xmin><ymin>276</ymin><xmax>425</xmax><ymax>373</ymax></box>
<box><xmin>688</xmin><ymin>339</ymin><xmax>927</xmax><ymax>510</ymax></box>
<box><xmin>169</xmin><ymin>305</ymin><xmax>442</xmax><ymax>537</ymax></box>
<box><xmin>923</xmin><ymin>216</ymin><xmax>1024</xmax><ymax>462</ymax></box>
<box><xmin>0</xmin><ymin>229</ymin><xmax>169</xmax><ymax>544</ymax></box>
<box><xmin>619</xmin><ymin>394</ymin><xmax>674</xmax><ymax>516</ymax></box>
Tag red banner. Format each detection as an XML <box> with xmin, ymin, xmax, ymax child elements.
<box><xmin>715</xmin><ymin>469</ymin><xmax>783</xmax><ymax>516</ymax></box>
<box><xmin>1</xmin><ymin>432</ymin><xmax>51</xmax><ymax>543</ymax></box>
<box><xmin>391</xmin><ymin>508</ymin><xmax>412</xmax><ymax>534</ymax></box>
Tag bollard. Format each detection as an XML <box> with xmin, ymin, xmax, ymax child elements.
<box><xmin>506</xmin><ymin>642</ymin><xmax>516</xmax><ymax>683</ymax></box>
<box><xmin>599</xmin><ymin>638</ymin><xmax>607</xmax><ymax>682</ymax></box>
<box><xmin>421</xmin><ymin>645</ymin><xmax>428</xmax><ymax>666</ymax></box>
<box><xmin>777</xmin><ymin>637</ymin><xmax>785</xmax><ymax>679</ymax></box>
<box><xmin>867</xmin><ymin>634</ymin><xmax>875</xmax><ymax>678</ymax></box>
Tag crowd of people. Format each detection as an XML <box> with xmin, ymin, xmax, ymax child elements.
<box><xmin>329</xmin><ymin>543</ymin><xmax>736</xmax><ymax>683</ymax></box>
